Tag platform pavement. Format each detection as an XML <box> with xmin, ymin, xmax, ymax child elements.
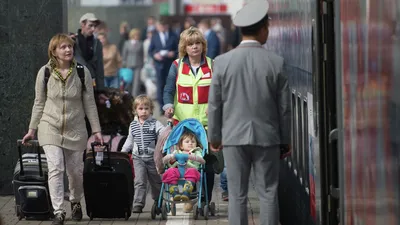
<box><xmin>0</xmin><ymin>103</ymin><xmax>263</xmax><ymax>225</ymax></box>
<box><xmin>0</xmin><ymin>176</ymin><xmax>262</xmax><ymax>225</ymax></box>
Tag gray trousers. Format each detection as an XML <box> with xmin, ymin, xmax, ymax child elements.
<box><xmin>224</xmin><ymin>145</ymin><xmax>280</xmax><ymax>225</ymax></box>
<box><xmin>133</xmin><ymin>157</ymin><xmax>162</xmax><ymax>208</ymax></box>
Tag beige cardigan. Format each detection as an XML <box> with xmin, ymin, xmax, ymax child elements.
<box><xmin>29</xmin><ymin>61</ymin><xmax>101</xmax><ymax>151</ymax></box>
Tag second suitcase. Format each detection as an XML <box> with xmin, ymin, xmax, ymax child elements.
<box><xmin>83</xmin><ymin>142</ymin><xmax>134</xmax><ymax>220</ymax></box>
<box><xmin>13</xmin><ymin>140</ymin><xmax>53</xmax><ymax>221</ymax></box>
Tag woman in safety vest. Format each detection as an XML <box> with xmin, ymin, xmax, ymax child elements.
<box><xmin>163</xmin><ymin>26</ymin><xmax>221</xmax><ymax>213</ymax></box>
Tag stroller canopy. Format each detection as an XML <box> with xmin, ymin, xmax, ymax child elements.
<box><xmin>163</xmin><ymin>118</ymin><xmax>208</xmax><ymax>156</ymax></box>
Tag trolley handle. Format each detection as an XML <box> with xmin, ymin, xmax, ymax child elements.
<box><xmin>16</xmin><ymin>140</ymin><xmax>43</xmax><ymax>177</ymax></box>
<box><xmin>90</xmin><ymin>142</ymin><xmax>112</xmax><ymax>170</ymax></box>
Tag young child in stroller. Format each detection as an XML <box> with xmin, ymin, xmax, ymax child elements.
<box><xmin>153</xmin><ymin>118</ymin><xmax>214</xmax><ymax>220</ymax></box>
<box><xmin>161</xmin><ymin>131</ymin><xmax>205</xmax><ymax>201</ymax></box>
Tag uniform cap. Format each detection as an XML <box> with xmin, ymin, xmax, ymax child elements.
<box><xmin>233</xmin><ymin>0</ymin><xmax>270</xmax><ymax>27</ymax></box>
<box><xmin>79</xmin><ymin>13</ymin><xmax>99</xmax><ymax>23</ymax></box>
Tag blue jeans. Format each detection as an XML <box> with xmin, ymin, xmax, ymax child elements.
<box><xmin>104</xmin><ymin>76</ymin><xmax>119</xmax><ymax>88</ymax></box>
<box><xmin>220</xmin><ymin>167</ymin><xmax>228</xmax><ymax>192</ymax></box>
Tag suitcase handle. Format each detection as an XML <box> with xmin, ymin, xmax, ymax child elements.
<box><xmin>16</xmin><ymin>140</ymin><xmax>44</xmax><ymax>177</ymax></box>
<box><xmin>90</xmin><ymin>142</ymin><xmax>112</xmax><ymax>170</ymax></box>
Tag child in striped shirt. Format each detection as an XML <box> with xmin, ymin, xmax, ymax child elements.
<box><xmin>121</xmin><ymin>95</ymin><xmax>165</xmax><ymax>213</ymax></box>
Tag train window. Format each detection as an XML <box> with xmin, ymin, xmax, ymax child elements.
<box><xmin>303</xmin><ymin>100</ymin><xmax>309</xmax><ymax>188</ymax></box>
<box><xmin>297</xmin><ymin>95</ymin><xmax>303</xmax><ymax>183</ymax></box>
<box><xmin>291</xmin><ymin>93</ymin><xmax>297</xmax><ymax>171</ymax></box>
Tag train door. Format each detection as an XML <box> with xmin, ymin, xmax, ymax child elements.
<box><xmin>317</xmin><ymin>0</ymin><xmax>340</xmax><ymax>224</ymax></box>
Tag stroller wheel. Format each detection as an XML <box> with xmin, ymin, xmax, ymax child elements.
<box><xmin>210</xmin><ymin>202</ymin><xmax>216</xmax><ymax>216</ymax></box>
<box><xmin>193</xmin><ymin>204</ymin><xmax>199</xmax><ymax>220</ymax></box>
<box><xmin>199</xmin><ymin>202</ymin><xmax>205</xmax><ymax>216</ymax></box>
<box><xmin>203</xmin><ymin>205</ymin><xmax>209</xmax><ymax>220</ymax></box>
<box><xmin>151</xmin><ymin>203</ymin><xmax>157</xmax><ymax>219</ymax></box>
<box><xmin>171</xmin><ymin>203</ymin><xmax>176</xmax><ymax>216</ymax></box>
<box><xmin>161</xmin><ymin>203</ymin><xmax>168</xmax><ymax>220</ymax></box>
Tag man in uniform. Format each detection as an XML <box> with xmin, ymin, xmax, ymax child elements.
<box><xmin>207</xmin><ymin>1</ymin><xmax>291</xmax><ymax>225</ymax></box>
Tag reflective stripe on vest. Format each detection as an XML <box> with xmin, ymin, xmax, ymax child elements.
<box><xmin>173</xmin><ymin>57</ymin><xmax>213</xmax><ymax>125</ymax></box>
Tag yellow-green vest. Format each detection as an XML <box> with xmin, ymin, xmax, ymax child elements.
<box><xmin>173</xmin><ymin>57</ymin><xmax>213</xmax><ymax>126</ymax></box>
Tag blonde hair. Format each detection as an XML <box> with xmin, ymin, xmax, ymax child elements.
<box><xmin>133</xmin><ymin>95</ymin><xmax>154</xmax><ymax>115</ymax></box>
<box><xmin>178</xmin><ymin>131</ymin><xmax>202</xmax><ymax>149</ymax></box>
<box><xmin>178</xmin><ymin>26</ymin><xmax>207</xmax><ymax>58</ymax></box>
<box><xmin>129</xmin><ymin>28</ymin><xmax>141</xmax><ymax>40</ymax></box>
<box><xmin>48</xmin><ymin>33</ymin><xmax>75</xmax><ymax>67</ymax></box>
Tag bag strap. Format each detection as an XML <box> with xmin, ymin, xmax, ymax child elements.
<box><xmin>44</xmin><ymin>67</ymin><xmax>51</xmax><ymax>95</ymax></box>
<box><xmin>76</xmin><ymin>63</ymin><xmax>86</xmax><ymax>92</ymax></box>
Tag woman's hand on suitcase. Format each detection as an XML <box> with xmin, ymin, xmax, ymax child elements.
<box><xmin>22</xmin><ymin>129</ymin><xmax>36</xmax><ymax>145</ymax></box>
<box><xmin>93</xmin><ymin>132</ymin><xmax>104</xmax><ymax>145</ymax></box>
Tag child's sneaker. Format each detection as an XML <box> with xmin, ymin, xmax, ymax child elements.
<box><xmin>181</xmin><ymin>181</ymin><xmax>194</xmax><ymax>201</ymax></box>
<box><xmin>132</xmin><ymin>205</ymin><xmax>143</xmax><ymax>213</ymax></box>
<box><xmin>169</xmin><ymin>185</ymin><xmax>181</xmax><ymax>201</ymax></box>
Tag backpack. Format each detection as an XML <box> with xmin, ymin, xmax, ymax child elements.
<box><xmin>44</xmin><ymin>63</ymin><xmax>85</xmax><ymax>94</ymax></box>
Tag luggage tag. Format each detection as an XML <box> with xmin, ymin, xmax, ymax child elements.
<box><xmin>94</xmin><ymin>145</ymin><xmax>106</xmax><ymax>166</ymax></box>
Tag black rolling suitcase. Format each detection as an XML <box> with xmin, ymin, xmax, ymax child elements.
<box><xmin>13</xmin><ymin>140</ymin><xmax>53</xmax><ymax>220</ymax></box>
<box><xmin>83</xmin><ymin>142</ymin><xmax>134</xmax><ymax>220</ymax></box>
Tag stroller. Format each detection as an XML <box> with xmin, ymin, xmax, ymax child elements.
<box><xmin>151</xmin><ymin>118</ymin><xmax>216</xmax><ymax>220</ymax></box>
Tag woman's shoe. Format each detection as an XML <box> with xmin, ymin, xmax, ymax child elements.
<box><xmin>132</xmin><ymin>205</ymin><xmax>143</xmax><ymax>213</ymax></box>
<box><xmin>51</xmin><ymin>211</ymin><xmax>66</xmax><ymax>225</ymax></box>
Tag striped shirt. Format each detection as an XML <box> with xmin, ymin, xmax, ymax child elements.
<box><xmin>121</xmin><ymin>116</ymin><xmax>165</xmax><ymax>158</ymax></box>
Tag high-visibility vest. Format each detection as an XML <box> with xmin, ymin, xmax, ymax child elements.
<box><xmin>173</xmin><ymin>57</ymin><xmax>213</xmax><ymax>126</ymax></box>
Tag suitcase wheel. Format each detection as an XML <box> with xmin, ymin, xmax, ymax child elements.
<box><xmin>15</xmin><ymin>205</ymin><xmax>24</xmax><ymax>220</ymax></box>
<box><xmin>125</xmin><ymin>211</ymin><xmax>129</xmax><ymax>220</ymax></box>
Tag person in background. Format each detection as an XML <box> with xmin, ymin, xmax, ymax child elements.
<box><xmin>141</xmin><ymin>16</ymin><xmax>156</xmax><ymax>41</ymax></box>
<box><xmin>74</xmin><ymin>13</ymin><xmax>105</xmax><ymax>91</ymax></box>
<box><xmin>97</xmin><ymin>33</ymin><xmax>122</xmax><ymax>89</ymax></box>
<box><xmin>143</xmin><ymin>30</ymin><xmax>153</xmax><ymax>63</ymax></box>
<box><xmin>198</xmin><ymin>19</ymin><xmax>220</xmax><ymax>59</ymax></box>
<box><xmin>95</xmin><ymin>20</ymin><xmax>108</xmax><ymax>37</ymax></box>
<box><xmin>141</xmin><ymin>30</ymin><xmax>158</xmax><ymax>100</ymax></box>
<box><xmin>22</xmin><ymin>33</ymin><xmax>103</xmax><ymax>225</ymax></box>
<box><xmin>227</xmin><ymin>23</ymin><xmax>242</xmax><ymax>50</ymax></box>
<box><xmin>122</xmin><ymin>28</ymin><xmax>144</xmax><ymax>97</ymax></box>
<box><xmin>148</xmin><ymin>19</ymin><xmax>179</xmax><ymax>114</ymax></box>
<box><xmin>220</xmin><ymin>167</ymin><xmax>228</xmax><ymax>201</ymax></box>
<box><xmin>118</xmin><ymin>21</ymin><xmax>130</xmax><ymax>53</ymax></box>
<box><xmin>184</xmin><ymin>17</ymin><xmax>196</xmax><ymax>30</ymax></box>
<box><xmin>211</xmin><ymin>18</ymin><xmax>226</xmax><ymax>53</ymax></box>
<box><xmin>121</xmin><ymin>95</ymin><xmax>165</xmax><ymax>213</ymax></box>
<box><xmin>172</xmin><ymin>21</ymin><xmax>183</xmax><ymax>36</ymax></box>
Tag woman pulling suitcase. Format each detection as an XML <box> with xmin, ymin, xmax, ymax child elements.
<box><xmin>22</xmin><ymin>33</ymin><xmax>103</xmax><ymax>225</ymax></box>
